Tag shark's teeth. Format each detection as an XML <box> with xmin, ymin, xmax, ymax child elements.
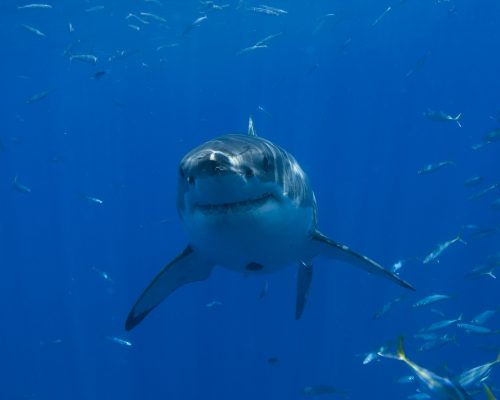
<box><xmin>196</xmin><ymin>193</ymin><xmax>274</xmax><ymax>214</ymax></box>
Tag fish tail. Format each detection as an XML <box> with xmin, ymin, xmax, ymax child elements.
<box><xmin>456</xmin><ymin>235</ymin><xmax>467</xmax><ymax>245</ymax></box>
<box><xmin>396</xmin><ymin>336</ymin><xmax>407</xmax><ymax>361</ymax></box>
<box><xmin>483</xmin><ymin>383</ymin><xmax>496</xmax><ymax>400</ymax></box>
<box><xmin>457</xmin><ymin>313</ymin><xmax>463</xmax><ymax>322</ymax></box>
<box><xmin>454</xmin><ymin>113</ymin><xmax>462</xmax><ymax>128</ymax></box>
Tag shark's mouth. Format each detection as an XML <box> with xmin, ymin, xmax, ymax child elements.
<box><xmin>195</xmin><ymin>193</ymin><xmax>276</xmax><ymax>214</ymax></box>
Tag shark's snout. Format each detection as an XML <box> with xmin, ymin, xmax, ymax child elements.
<box><xmin>183</xmin><ymin>151</ymin><xmax>236</xmax><ymax>182</ymax></box>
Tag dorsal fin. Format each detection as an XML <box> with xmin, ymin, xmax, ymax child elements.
<box><xmin>247</xmin><ymin>116</ymin><xmax>256</xmax><ymax>136</ymax></box>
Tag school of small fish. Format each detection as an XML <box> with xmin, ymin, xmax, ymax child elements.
<box><xmin>4</xmin><ymin>1</ymin><xmax>499</xmax><ymax>399</ymax></box>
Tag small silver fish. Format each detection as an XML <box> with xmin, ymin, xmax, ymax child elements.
<box><xmin>430</xmin><ymin>309</ymin><xmax>446</xmax><ymax>318</ymax></box>
<box><xmin>85</xmin><ymin>195</ymin><xmax>103</xmax><ymax>204</ymax></box>
<box><xmin>485</xmin><ymin>128</ymin><xmax>500</xmax><ymax>143</ymax></box>
<box><xmin>472</xmin><ymin>309</ymin><xmax>499</xmax><ymax>325</ymax></box>
<box><xmin>237</xmin><ymin>44</ymin><xmax>268</xmax><ymax>56</ymax></box>
<box><xmin>13</xmin><ymin>176</ymin><xmax>32</xmax><ymax>193</ymax></box>
<box><xmin>85</xmin><ymin>5</ymin><xmax>104</xmax><ymax>12</ymax></box>
<box><xmin>372</xmin><ymin>6</ymin><xmax>392</xmax><ymax>27</ymax></box>
<box><xmin>418</xmin><ymin>161</ymin><xmax>454</xmax><ymax>175</ymax></box>
<box><xmin>183</xmin><ymin>15</ymin><xmax>208</xmax><ymax>35</ymax></box>
<box><xmin>205</xmin><ymin>300</ymin><xmax>222</xmax><ymax>308</ymax></box>
<box><xmin>379</xmin><ymin>337</ymin><xmax>473</xmax><ymax>399</ymax></box>
<box><xmin>18</xmin><ymin>3</ymin><xmax>53</xmax><ymax>9</ymax></box>
<box><xmin>414</xmin><ymin>332</ymin><xmax>438</xmax><ymax>341</ymax></box>
<box><xmin>464</xmin><ymin>176</ymin><xmax>483</xmax><ymax>186</ymax></box>
<box><xmin>126</xmin><ymin>13</ymin><xmax>149</xmax><ymax>25</ymax></box>
<box><xmin>424</xmin><ymin>110</ymin><xmax>462</xmax><ymax>128</ymax></box>
<box><xmin>70</xmin><ymin>54</ymin><xmax>98</xmax><ymax>64</ymax></box>
<box><xmin>301</xmin><ymin>385</ymin><xmax>346</xmax><ymax>396</ymax></box>
<box><xmin>469</xmin><ymin>183</ymin><xmax>499</xmax><ymax>200</ymax></box>
<box><xmin>465</xmin><ymin>264</ymin><xmax>498</xmax><ymax>280</ymax></box>
<box><xmin>457</xmin><ymin>353</ymin><xmax>500</xmax><ymax>389</ymax></box>
<box><xmin>107</xmin><ymin>336</ymin><xmax>132</xmax><ymax>347</ymax></box>
<box><xmin>408</xmin><ymin>393</ymin><xmax>432</xmax><ymax>400</ymax></box>
<box><xmin>413</xmin><ymin>294</ymin><xmax>451</xmax><ymax>308</ymax></box>
<box><xmin>21</xmin><ymin>23</ymin><xmax>46</xmax><ymax>37</ymax></box>
<box><xmin>418</xmin><ymin>334</ymin><xmax>455</xmax><ymax>352</ymax></box>
<box><xmin>373</xmin><ymin>295</ymin><xmax>404</xmax><ymax>319</ymax></box>
<box><xmin>421</xmin><ymin>314</ymin><xmax>463</xmax><ymax>332</ymax></box>
<box><xmin>423</xmin><ymin>236</ymin><xmax>466</xmax><ymax>264</ymax></box>
<box><xmin>396</xmin><ymin>375</ymin><xmax>415</xmax><ymax>384</ymax></box>
<box><xmin>139</xmin><ymin>12</ymin><xmax>167</xmax><ymax>23</ymax></box>
<box><xmin>457</xmin><ymin>323</ymin><xmax>500</xmax><ymax>335</ymax></box>
<box><xmin>26</xmin><ymin>89</ymin><xmax>50</xmax><ymax>104</ymax></box>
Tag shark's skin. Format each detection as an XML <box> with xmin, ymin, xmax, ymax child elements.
<box><xmin>125</xmin><ymin>133</ymin><xmax>415</xmax><ymax>330</ymax></box>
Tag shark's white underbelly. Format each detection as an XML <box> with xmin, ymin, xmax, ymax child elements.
<box><xmin>182</xmin><ymin>198</ymin><xmax>314</xmax><ymax>273</ymax></box>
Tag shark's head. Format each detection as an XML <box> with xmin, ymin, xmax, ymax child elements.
<box><xmin>176</xmin><ymin>134</ymin><xmax>314</xmax><ymax>218</ymax></box>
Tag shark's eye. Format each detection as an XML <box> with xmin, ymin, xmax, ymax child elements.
<box><xmin>243</xmin><ymin>167</ymin><xmax>254</xmax><ymax>178</ymax></box>
<box><xmin>187</xmin><ymin>176</ymin><xmax>195</xmax><ymax>184</ymax></box>
<box><xmin>262</xmin><ymin>156</ymin><xmax>272</xmax><ymax>171</ymax></box>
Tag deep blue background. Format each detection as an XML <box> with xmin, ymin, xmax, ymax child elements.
<box><xmin>0</xmin><ymin>0</ymin><xmax>499</xmax><ymax>399</ymax></box>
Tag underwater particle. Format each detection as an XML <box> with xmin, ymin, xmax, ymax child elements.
<box><xmin>91</xmin><ymin>266</ymin><xmax>113</xmax><ymax>283</ymax></box>
<box><xmin>267</xmin><ymin>356</ymin><xmax>280</xmax><ymax>365</ymax></box>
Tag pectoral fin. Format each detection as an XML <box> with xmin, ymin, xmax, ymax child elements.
<box><xmin>296</xmin><ymin>261</ymin><xmax>313</xmax><ymax>320</ymax></box>
<box><xmin>125</xmin><ymin>246</ymin><xmax>213</xmax><ymax>330</ymax></box>
<box><xmin>310</xmin><ymin>231</ymin><xmax>415</xmax><ymax>291</ymax></box>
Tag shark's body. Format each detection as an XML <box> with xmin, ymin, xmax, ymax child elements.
<box><xmin>125</xmin><ymin>133</ymin><xmax>414</xmax><ymax>330</ymax></box>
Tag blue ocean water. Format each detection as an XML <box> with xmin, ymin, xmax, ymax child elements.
<box><xmin>1</xmin><ymin>0</ymin><xmax>499</xmax><ymax>399</ymax></box>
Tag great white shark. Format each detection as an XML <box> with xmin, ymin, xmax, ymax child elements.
<box><xmin>125</xmin><ymin>130</ymin><xmax>415</xmax><ymax>330</ymax></box>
